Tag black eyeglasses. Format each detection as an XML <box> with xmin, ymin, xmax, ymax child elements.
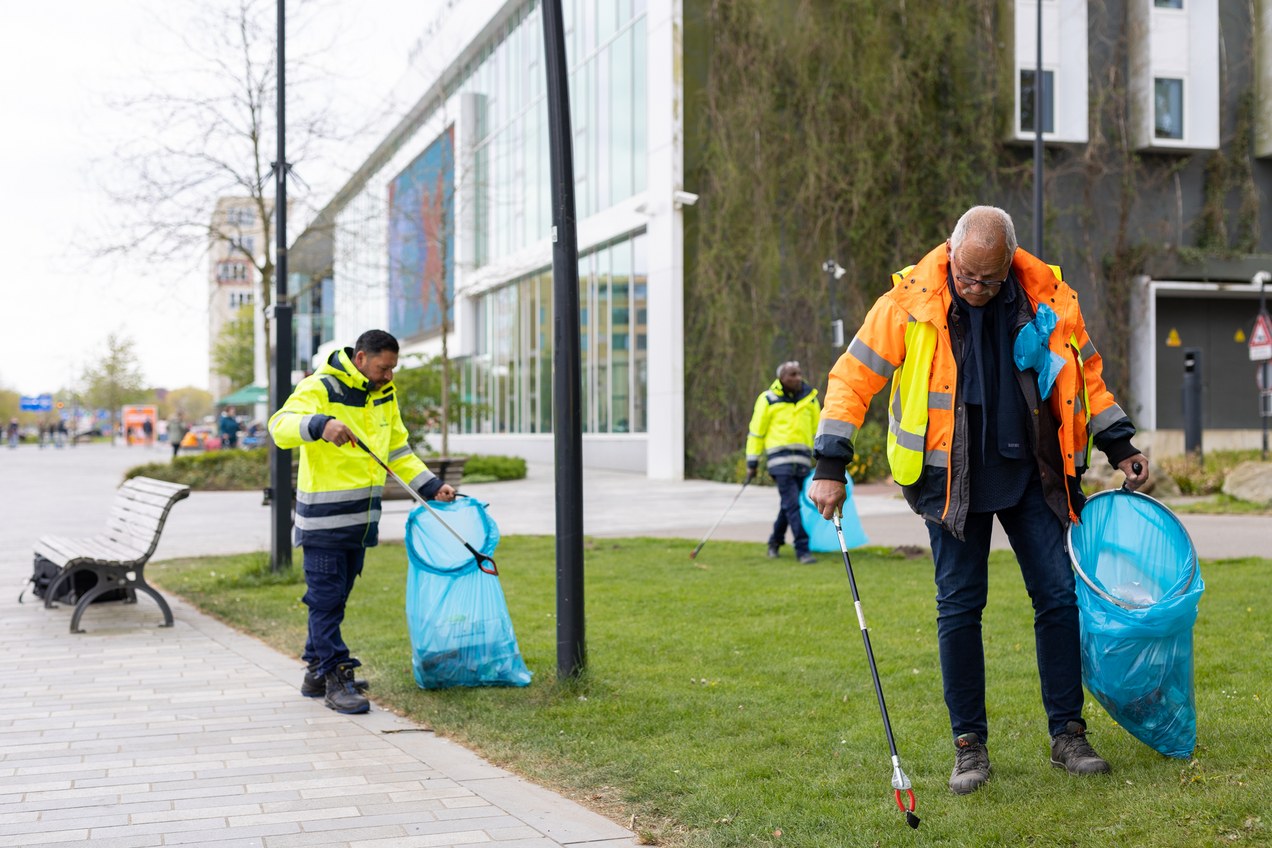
<box><xmin>954</xmin><ymin>274</ymin><xmax>1007</xmax><ymax>290</ymax></box>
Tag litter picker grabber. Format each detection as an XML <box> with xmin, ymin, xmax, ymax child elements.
<box><xmin>352</xmin><ymin>437</ymin><xmax>498</xmax><ymax>575</ymax></box>
<box><xmin>833</xmin><ymin>510</ymin><xmax>920</xmax><ymax>829</ymax></box>
<box><xmin>689</xmin><ymin>478</ymin><xmax>751</xmax><ymax>560</ymax></box>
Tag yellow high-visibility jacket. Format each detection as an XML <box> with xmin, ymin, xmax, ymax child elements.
<box><xmin>269</xmin><ymin>348</ymin><xmax>440</xmax><ymax>548</ymax></box>
<box><xmin>746</xmin><ymin>379</ymin><xmax>820</xmax><ymax>474</ymax></box>
<box><xmin>815</xmin><ymin>243</ymin><xmax>1137</xmax><ymax>538</ymax></box>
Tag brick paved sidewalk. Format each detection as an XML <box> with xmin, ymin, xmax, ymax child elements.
<box><xmin>2</xmin><ymin>589</ymin><xmax>634</xmax><ymax>848</ymax></box>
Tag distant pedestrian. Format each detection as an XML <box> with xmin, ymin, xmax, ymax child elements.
<box><xmin>6</xmin><ymin>418</ymin><xmax>18</xmax><ymax>448</ymax></box>
<box><xmin>746</xmin><ymin>361</ymin><xmax>821</xmax><ymax>564</ymax></box>
<box><xmin>55</xmin><ymin>419</ymin><xmax>68</xmax><ymax>448</ymax></box>
<box><xmin>167</xmin><ymin>412</ymin><xmax>188</xmax><ymax>460</ymax></box>
<box><xmin>219</xmin><ymin>408</ymin><xmax>241</xmax><ymax>449</ymax></box>
<box><xmin>142</xmin><ymin>417</ymin><xmax>155</xmax><ymax>447</ymax></box>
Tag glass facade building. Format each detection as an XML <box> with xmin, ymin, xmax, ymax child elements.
<box><xmin>320</xmin><ymin>0</ymin><xmax>687</xmax><ymax>475</ymax></box>
<box><xmin>460</xmin><ymin>232</ymin><xmax>647</xmax><ymax>435</ymax></box>
<box><xmin>457</xmin><ymin>1</ymin><xmax>649</xmax><ymax>436</ymax></box>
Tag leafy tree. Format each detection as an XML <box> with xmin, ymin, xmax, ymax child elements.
<box><xmin>163</xmin><ymin>387</ymin><xmax>215</xmax><ymax>423</ymax></box>
<box><xmin>211</xmin><ymin>305</ymin><xmax>257</xmax><ymax>392</ymax></box>
<box><xmin>0</xmin><ymin>388</ymin><xmax>18</xmax><ymax>424</ymax></box>
<box><xmin>392</xmin><ymin>354</ymin><xmax>480</xmax><ymax>455</ymax></box>
<box><xmin>80</xmin><ymin>333</ymin><xmax>148</xmax><ymax>440</ymax></box>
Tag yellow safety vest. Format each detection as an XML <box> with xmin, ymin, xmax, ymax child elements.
<box><xmin>882</xmin><ymin>262</ymin><xmax>1068</xmax><ymax>486</ymax></box>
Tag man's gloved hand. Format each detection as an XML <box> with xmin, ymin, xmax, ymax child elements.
<box><xmin>744</xmin><ymin>462</ymin><xmax>757</xmax><ymax>484</ymax></box>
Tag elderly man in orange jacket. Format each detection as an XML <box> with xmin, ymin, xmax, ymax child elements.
<box><xmin>811</xmin><ymin>206</ymin><xmax>1148</xmax><ymax>795</ymax></box>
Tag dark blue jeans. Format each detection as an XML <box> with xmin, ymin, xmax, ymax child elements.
<box><xmin>301</xmin><ymin>546</ymin><xmax>367</xmax><ymax>678</ymax></box>
<box><xmin>768</xmin><ymin>467</ymin><xmax>810</xmax><ymax>556</ymax></box>
<box><xmin>927</xmin><ymin>475</ymin><xmax>1083</xmax><ymax>742</ymax></box>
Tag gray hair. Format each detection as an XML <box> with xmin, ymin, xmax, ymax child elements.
<box><xmin>776</xmin><ymin>360</ymin><xmax>801</xmax><ymax>379</ymax></box>
<box><xmin>949</xmin><ymin>206</ymin><xmax>1018</xmax><ymax>261</ymax></box>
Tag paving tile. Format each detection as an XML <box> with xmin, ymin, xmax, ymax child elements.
<box><xmin>348</xmin><ymin>830</ymin><xmax>491</xmax><ymax>848</ymax></box>
<box><xmin>264</xmin><ymin>823</ymin><xmax>408</xmax><ymax>847</ymax></box>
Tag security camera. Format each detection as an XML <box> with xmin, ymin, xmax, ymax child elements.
<box><xmin>672</xmin><ymin>190</ymin><xmax>699</xmax><ymax>207</ymax></box>
<box><xmin>822</xmin><ymin>259</ymin><xmax>847</xmax><ymax>279</ymax></box>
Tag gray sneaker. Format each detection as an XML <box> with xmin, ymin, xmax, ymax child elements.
<box><xmin>949</xmin><ymin>733</ymin><xmax>991</xmax><ymax>794</ymax></box>
<box><xmin>797</xmin><ymin>552</ymin><xmax>818</xmax><ymax>565</ymax></box>
<box><xmin>766</xmin><ymin>544</ymin><xmax>780</xmax><ymax>558</ymax></box>
<box><xmin>1050</xmin><ymin>721</ymin><xmax>1111</xmax><ymax>775</ymax></box>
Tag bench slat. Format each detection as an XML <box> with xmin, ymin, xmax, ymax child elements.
<box><xmin>122</xmin><ymin>478</ymin><xmax>191</xmax><ymax>501</ymax></box>
<box><xmin>107</xmin><ymin>510</ymin><xmax>165</xmax><ymax>536</ymax></box>
<box><xmin>117</xmin><ymin>489</ymin><xmax>188</xmax><ymax>511</ymax></box>
<box><xmin>102</xmin><ymin>526</ymin><xmax>163</xmax><ymax>555</ymax></box>
<box><xmin>111</xmin><ymin>500</ymin><xmax>169</xmax><ymax>523</ymax></box>
<box><xmin>37</xmin><ymin>536</ymin><xmax>146</xmax><ymax>566</ymax></box>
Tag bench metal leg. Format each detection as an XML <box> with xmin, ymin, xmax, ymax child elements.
<box><xmin>130</xmin><ymin>578</ymin><xmax>175</xmax><ymax>629</ymax></box>
<box><xmin>67</xmin><ymin>569</ymin><xmax>174</xmax><ymax>633</ymax></box>
<box><xmin>43</xmin><ymin>566</ymin><xmax>76</xmax><ymax>610</ymax></box>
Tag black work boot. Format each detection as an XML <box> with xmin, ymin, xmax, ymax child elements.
<box><xmin>302</xmin><ymin>662</ymin><xmax>368</xmax><ymax>698</ymax></box>
<box><xmin>949</xmin><ymin>733</ymin><xmax>991</xmax><ymax>795</ymax></box>
<box><xmin>1050</xmin><ymin>721</ymin><xmax>1111</xmax><ymax>775</ymax></box>
<box><xmin>323</xmin><ymin>664</ymin><xmax>370</xmax><ymax>714</ymax></box>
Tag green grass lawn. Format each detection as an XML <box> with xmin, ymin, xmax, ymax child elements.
<box><xmin>150</xmin><ymin>539</ymin><xmax>1270</xmax><ymax>848</ymax></box>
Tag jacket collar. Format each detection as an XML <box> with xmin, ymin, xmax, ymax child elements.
<box><xmin>889</xmin><ymin>243</ymin><xmax>954</xmax><ymax>323</ymax></box>
<box><xmin>769</xmin><ymin>378</ymin><xmax>816</xmax><ymax>403</ymax></box>
<box><xmin>892</xmin><ymin>242</ymin><xmax>1072</xmax><ymax>321</ymax></box>
<box><xmin>320</xmin><ymin>347</ymin><xmax>395</xmax><ymax>396</ymax></box>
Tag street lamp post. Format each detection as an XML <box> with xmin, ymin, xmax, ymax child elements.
<box><xmin>541</xmin><ymin>0</ymin><xmax>585</xmax><ymax>679</ymax></box>
<box><xmin>269</xmin><ymin>0</ymin><xmax>294</xmax><ymax>572</ymax></box>
<box><xmin>1033</xmin><ymin>0</ymin><xmax>1044</xmax><ymax>258</ymax></box>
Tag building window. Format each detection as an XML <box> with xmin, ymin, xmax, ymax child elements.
<box><xmin>460</xmin><ymin>231</ymin><xmax>647</xmax><ymax>435</ymax></box>
<box><xmin>228</xmin><ymin>290</ymin><xmax>253</xmax><ymax>309</ymax></box>
<box><xmin>1154</xmin><ymin>0</ymin><xmax>1183</xmax><ymax>8</ymax></box>
<box><xmin>217</xmin><ymin>261</ymin><xmax>250</xmax><ymax>282</ymax></box>
<box><xmin>469</xmin><ymin>5</ymin><xmax>646</xmax><ymax>267</ymax></box>
<box><xmin>225</xmin><ymin>207</ymin><xmax>255</xmax><ymax>228</ymax></box>
<box><xmin>1154</xmin><ymin>78</ymin><xmax>1184</xmax><ymax>140</ymax></box>
<box><xmin>1019</xmin><ymin>69</ymin><xmax>1055</xmax><ymax>134</ymax></box>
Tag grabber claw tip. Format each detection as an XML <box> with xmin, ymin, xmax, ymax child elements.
<box><xmin>894</xmin><ymin>788</ymin><xmax>919</xmax><ymax>828</ymax></box>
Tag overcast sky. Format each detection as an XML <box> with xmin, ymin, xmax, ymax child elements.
<box><xmin>0</xmin><ymin>0</ymin><xmax>440</xmax><ymax>398</ymax></box>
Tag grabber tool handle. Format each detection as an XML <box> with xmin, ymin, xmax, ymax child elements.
<box><xmin>833</xmin><ymin>509</ymin><xmax>920</xmax><ymax>830</ymax></box>
<box><xmin>351</xmin><ymin>435</ymin><xmax>498</xmax><ymax>575</ymax></box>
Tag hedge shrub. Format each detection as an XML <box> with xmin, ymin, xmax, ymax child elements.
<box><xmin>126</xmin><ymin>448</ymin><xmax>529</xmax><ymax>490</ymax></box>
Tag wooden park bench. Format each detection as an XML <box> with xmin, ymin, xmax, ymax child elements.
<box><xmin>36</xmin><ymin>477</ymin><xmax>190</xmax><ymax>633</ymax></box>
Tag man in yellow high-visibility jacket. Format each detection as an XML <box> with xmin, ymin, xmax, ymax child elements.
<box><xmin>270</xmin><ymin>329</ymin><xmax>455</xmax><ymax>715</ymax></box>
<box><xmin>746</xmin><ymin>361</ymin><xmax>821</xmax><ymax>564</ymax></box>
<box><xmin>811</xmin><ymin>206</ymin><xmax>1148</xmax><ymax>795</ymax></box>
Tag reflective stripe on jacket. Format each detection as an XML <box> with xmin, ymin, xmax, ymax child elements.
<box><xmin>269</xmin><ymin>348</ymin><xmax>436</xmax><ymax>548</ymax></box>
<box><xmin>746</xmin><ymin>379</ymin><xmax>820</xmax><ymax>472</ymax></box>
<box><xmin>816</xmin><ymin>243</ymin><xmax>1133</xmax><ymax>537</ymax></box>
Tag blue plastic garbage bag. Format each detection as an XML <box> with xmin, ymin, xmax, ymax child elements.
<box><xmin>403</xmin><ymin>498</ymin><xmax>532</xmax><ymax>690</ymax></box>
<box><xmin>800</xmin><ymin>472</ymin><xmax>869</xmax><ymax>553</ymax></box>
<box><xmin>1067</xmin><ymin>489</ymin><xmax>1204</xmax><ymax>758</ymax></box>
<box><xmin>1013</xmin><ymin>302</ymin><xmax>1067</xmax><ymax>400</ymax></box>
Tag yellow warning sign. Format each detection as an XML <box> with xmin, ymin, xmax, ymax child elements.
<box><xmin>1236</xmin><ymin>328</ymin><xmax>1247</xmax><ymax>343</ymax></box>
<box><xmin>1166</xmin><ymin>328</ymin><xmax>1181</xmax><ymax>347</ymax></box>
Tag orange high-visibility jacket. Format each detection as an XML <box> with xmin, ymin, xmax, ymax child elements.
<box><xmin>815</xmin><ymin>243</ymin><xmax>1135</xmax><ymax>538</ymax></box>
